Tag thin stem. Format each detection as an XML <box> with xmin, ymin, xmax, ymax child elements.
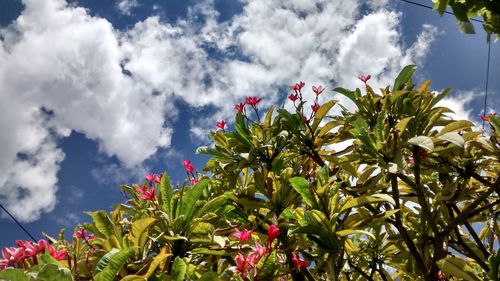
<box><xmin>389</xmin><ymin>174</ymin><xmax>427</xmax><ymax>275</ymax></box>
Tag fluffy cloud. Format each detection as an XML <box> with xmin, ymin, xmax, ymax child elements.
<box><xmin>0</xmin><ymin>0</ymin><xmax>172</xmax><ymax>221</ymax></box>
<box><xmin>117</xmin><ymin>0</ymin><xmax>139</xmax><ymax>16</ymax></box>
<box><xmin>0</xmin><ymin>0</ymin><xmax>436</xmax><ymax>221</ymax></box>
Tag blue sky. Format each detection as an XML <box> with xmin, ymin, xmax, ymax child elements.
<box><xmin>0</xmin><ymin>0</ymin><xmax>498</xmax><ymax>247</ymax></box>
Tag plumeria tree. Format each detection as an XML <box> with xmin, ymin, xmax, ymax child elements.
<box><xmin>1</xmin><ymin>66</ymin><xmax>499</xmax><ymax>280</ymax></box>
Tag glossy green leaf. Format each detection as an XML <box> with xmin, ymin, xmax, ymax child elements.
<box><xmin>86</xmin><ymin>210</ymin><xmax>115</xmax><ymax>238</ymax></box>
<box><xmin>130</xmin><ymin>217</ymin><xmax>156</xmax><ymax>252</ymax></box>
<box><xmin>437</xmin><ymin>132</ymin><xmax>465</xmax><ymax>148</ymax></box>
<box><xmin>180</xmin><ymin>179</ymin><xmax>208</xmax><ymax>222</ymax></box>
<box><xmin>312</xmin><ymin>100</ymin><xmax>337</xmax><ymax>131</ymax></box>
<box><xmin>95</xmin><ymin>248</ymin><xmax>131</xmax><ymax>281</ymax></box>
<box><xmin>437</xmin><ymin>256</ymin><xmax>481</xmax><ymax>281</ymax></box>
<box><xmin>290</xmin><ymin>177</ymin><xmax>317</xmax><ymax>208</ymax></box>
<box><xmin>160</xmin><ymin>172</ymin><xmax>173</xmax><ymax>216</ymax></box>
<box><xmin>32</xmin><ymin>264</ymin><xmax>73</xmax><ymax>281</ymax></box>
<box><xmin>171</xmin><ymin>257</ymin><xmax>187</xmax><ymax>281</ymax></box>
<box><xmin>0</xmin><ymin>269</ymin><xmax>31</xmax><ymax>281</ymax></box>
<box><xmin>407</xmin><ymin>135</ymin><xmax>434</xmax><ymax>151</ymax></box>
<box><xmin>340</xmin><ymin>194</ymin><xmax>395</xmax><ymax>213</ymax></box>
<box><xmin>393</xmin><ymin>65</ymin><xmax>416</xmax><ymax>91</ymax></box>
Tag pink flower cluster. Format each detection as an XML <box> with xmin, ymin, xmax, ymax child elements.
<box><xmin>0</xmin><ymin>239</ymin><xmax>68</xmax><ymax>270</ymax></box>
<box><xmin>230</xmin><ymin>224</ymin><xmax>286</xmax><ymax>278</ymax></box>
<box><xmin>73</xmin><ymin>228</ymin><xmax>96</xmax><ymax>243</ymax></box>
<box><xmin>481</xmin><ymin>112</ymin><xmax>497</xmax><ymax>122</ymax></box>
<box><xmin>289</xmin><ymin>81</ymin><xmax>325</xmax><ymax>121</ymax></box>
<box><xmin>182</xmin><ymin>160</ymin><xmax>199</xmax><ymax>185</ymax></box>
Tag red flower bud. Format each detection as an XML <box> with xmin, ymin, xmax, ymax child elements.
<box><xmin>216</xmin><ymin>120</ymin><xmax>226</xmax><ymax>130</ymax></box>
<box><xmin>245</xmin><ymin>97</ymin><xmax>262</xmax><ymax>106</ymax></box>
<box><xmin>312</xmin><ymin>85</ymin><xmax>325</xmax><ymax>96</ymax></box>
<box><xmin>267</xmin><ymin>224</ymin><xmax>280</xmax><ymax>243</ymax></box>
<box><xmin>358</xmin><ymin>75</ymin><xmax>371</xmax><ymax>83</ymax></box>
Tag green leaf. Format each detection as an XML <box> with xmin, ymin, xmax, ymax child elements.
<box><xmin>32</xmin><ymin>264</ymin><xmax>73</xmax><ymax>281</ymax></box>
<box><xmin>180</xmin><ymin>179</ymin><xmax>209</xmax><ymax>222</ymax></box>
<box><xmin>437</xmin><ymin>256</ymin><xmax>482</xmax><ymax>281</ymax></box>
<box><xmin>290</xmin><ymin>177</ymin><xmax>317</xmax><ymax>208</ymax></box>
<box><xmin>312</xmin><ymin>100</ymin><xmax>337</xmax><ymax>131</ymax></box>
<box><xmin>437</xmin><ymin>132</ymin><xmax>465</xmax><ymax>148</ymax></box>
<box><xmin>395</xmin><ymin>117</ymin><xmax>412</xmax><ymax>137</ymax></box>
<box><xmin>458</xmin><ymin>21</ymin><xmax>475</xmax><ymax>34</ymax></box>
<box><xmin>333</xmin><ymin>87</ymin><xmax>357</xmax><ymax>103</ymax></box>
<box><xmin>86</xmin><ymin>210</ymin><xmax>115</xmax><ymax>238</ymax></box>
<box><xmin>340</xmin><ymin>194</ymin><xmax>395</xmax><ymax>213</ymax></box>
<box><xmin>130</xmin><ymin>217</ymin><xmax>156</xmax><ymax>252</ymax></box>
<box><xmin>436</xmin><ymin>120</ymin><xmax>473</xmax><ymax>136</ymax></box>
<box><xmin>120</xmin><ymin>275</ymin><xmax>147</xmax><ymax>281</ymax></box>
<box><xmin>160</xmin><ymin>172</ymin><xmax>173</xmax><ymax>216</ymax></box>
<box><xmin>0</xmin><ymin>269</ymin><xmax>31</xmax><ymax>281</ymax></box>
<box><xmin>143</xmin><ymin>247</ymin><xmax>170</xmax><ymax>278</ymax></box>
<box><xmin>198</xmin><ymin>272</ymin><xmax>218</xmax><ymax>281</ymax></box>
<box><xmin>93</xmin><ymin>248</ymin><xmax>120</xmax><ymax>275</ymax></box>
<box><xmin>393</xmin><ymin>65</ymin><xmax>416</xmax><ymax>91</ymax></box>
<box><xmin>489</xmin><ymin>116</ymin><xmax>500</xmax><ymax>133</ymax></box>
<box><xmin>336</xmin><ymin>229</ymin><xmax>375</xmax><ymax>239</ymax></box>
<box><xmin>407</xmin><ymin>135</ymin><xmax>434</xmax><ymax>151</ymax></box>
<box><xmin>433</xmin><ymin>0</ymin><xmax>449</xmax><ymax>15</ymax></box>
<box><xmin>94</xmin><ymin>248</ymin><xmax>131</xmax><ymax>281</ymax></box>
<box><xmin>430</xmin><ymin>87</ymin><xmax>451</xmax><ymax>108</ymax></box>
<box><xmin>171</xmin><ymin>257</ymin><xmax>187</xmax><ymax>281</ymax></box>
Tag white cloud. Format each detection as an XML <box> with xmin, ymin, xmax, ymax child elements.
<box><xmin>117</xmin><ymin>0</ymin><xmax>139</xmax><ymax>16</ymax></box>
<box><xmin>437</xmin><ymin>90</ymin><xmax>474</xmax><ymax>121</ymax></box>
<box><xmin>0</xmin><ymin>0</ymin><xmax>437</xmax><ymax>221</ymax></box>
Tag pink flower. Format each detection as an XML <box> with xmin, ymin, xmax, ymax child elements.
<box><xmin>288</xmin><ymin>93</ymin><xmax>299</xmax><ymax>102</ymax></box>
<box><xmin>182</xmin><ymin>160</ymin><xmax>192</xmax><ymax>168</ymax></box>
<box><xmin>190</xmin><ymin>178</ymin><xmax>200</xmax><ymax>185</ymax></box>
<box><xmin>136</xmin><ymin>184</ymin><xmax>148</xmax><ymax>193</ymax></box>
<box><xmin>407</xmin><ymin>150</ymin><xmax>429</xmax><ymax>164</ymax></box>
<box><xmin>140</xmin><ymin>188</ymin><xmax>156</xmax><ymax>201</ymax></box>
<box><xmin>246</xmin><ymin>252</ymin><xmax>260</xmax><ymax>267</ymax></box>
<box><xmin>145</xmin><ymin>174</ymin><xmax>155</xmax><ymax>184</ymax></box>
<box><xmin>0</xmin><ymin>259</ymin><xmax>8</xmax><ymax>270</ymax></box>
<box><xmin>73</xmin><ymin>228</ymin><xmax>95</xmax><ymax>242</ymax></box>
<box><xmin>20</xmin><ymin>240</ymin><xmax>47</xmax><ymax>257</ymax></box>
<box><xmin>290</xmin><ymin>81</ymin><xmax>305</xmax><ymax>91</ymax></box>
<box><xmin>73</xmin><ymin>228</ymin><xmax>87</xmax><ymax>239</ymax></box>
<box><xmin>291</xmin><ymin>252</ymin><xmax>310</xmax><ymax>270</ymax></box>
<box><xmin>2</xmin><ymin>247</ymin><xmax>24</xmax><ymax>264</ymax></box>
<box><xmin>232</xmin><ymin>253</ymin><xmax>251</xmax><ymax>277</ymax></box>
<box><xmin>47</xmin><ymin>245</ymin><xmax>67</xmax><ymax>261</ymax></box>
<box><xmin>311</xmin><ymin>103</ymin><xmax>320</xmax><ymax>113</ymax></box>
<box><xmin>358</xmin><ymin>75</ymin><xmax>371</xmax><ymax>84</ymax></box>
<box><xmin>182</xmin><ymin>160</ymin><xmax>195</xmax><ymax>174</ymax></box>
<box><xmin>245</xmin><ymin>97</ymin><xmax>262</xmax><ymax>107</ymax></box>
<box><xmin>216</xmin><ymin>120</ymin><xmax>227</xmax><ymax>130</ymax></box>
<box><xmin>254</xmin><ymin>242</ymin><xmax>267</xmax><ymax>257</ymax></box>
<box><xmin>481</xmin><ymin>112</ymin><xmax>497</xmax><ymax>122</ymax></box>
<box><xmin>232</xmin><ymin>228</ymin><xmax>253</xmax><ymax>243</ymax></box>
<box><xmin>235</xmin><ymin>103</ymin><xmax>245</xmax><ymax>112</ymax></box>
<box><xmin>312</xmin><ymin>85</ymin><xmax>325</xmax><ymax>96</ymax></box>
<box><xmin>267</xmin><ymin>224</ymin><xmax>280</xmax><ymax>243</ymax></box>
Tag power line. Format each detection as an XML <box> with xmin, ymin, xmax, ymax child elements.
<box><xmin>482</xmin><ymin>41</ymin><xmax>492</xmax><ymax>130</ymax></box>
<box><xmin>399</xmin><ymin>0</ymin><xmax>493</xmax><ymax>128</ymax></box>
<box><xmin>0</xmin><ymin>203</ymin><xmax>37</xmax><ymax>242</ymax></box>
<box><xmin>398</xmin><ymin>0</ymin><xmax>484</xmax><ymax>23</ymax></box>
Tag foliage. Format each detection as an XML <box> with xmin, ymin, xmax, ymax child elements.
<box><xmin>432</xmin><ymin>0</ymin><xmax>500</xmax><ymax>39</ymax></box>
<box><xmin>1</xmin><ymin>66</ymin><xmax>500</xmax><ymax>280</ymax></box>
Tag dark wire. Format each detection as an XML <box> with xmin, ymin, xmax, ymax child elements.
<box><xmin>399</xmin><ymin>0</ymin><xmax>492</xmax><ymax>128</ymax></box>
<box><xmin>0</xmin><ymin>203</ymin><xmax>37</xmax><ymax>242</ymax></box>
<box><xmin>398</xmin><ymin>0</ymin><xmax>484</xmax><ymax>23</ymax></box>
<box><xmin>482</xmin><ymin>41</ymin><xmax>491</xmax><ymax>130</ymax></box>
